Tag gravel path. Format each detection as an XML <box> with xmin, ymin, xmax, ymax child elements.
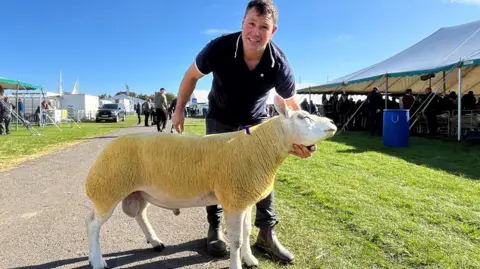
<box><xmin>0</xmin><ymin>120</ymin><xmax>230</xmax><ymax>269</ymax></box>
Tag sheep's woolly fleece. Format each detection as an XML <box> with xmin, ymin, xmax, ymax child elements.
<box><xmin>85</xmin><ymin>116</ymin><xmax>291</xmax><ymax>217</ymax></box>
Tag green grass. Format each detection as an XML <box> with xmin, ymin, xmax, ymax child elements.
<box><xmin>183</xmin><ymin>121</ymin><xmax>480</xmax><ymax>269</ymax></box>
<box><xmin>0</xmin><ymin>115</ymin><xmax>138</xmax><ymax>171</ymax></box>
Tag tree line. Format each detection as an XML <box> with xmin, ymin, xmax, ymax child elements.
<box><xmin>99</xmin><ymin>91</ymin><xmax>176</xmax><ymax>104</ymax></box>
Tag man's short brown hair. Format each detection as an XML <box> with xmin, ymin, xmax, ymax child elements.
<box><xmin>245</xmin><ymin>0</ymin><xmax>278</xmax><ymax>25</ymax></box>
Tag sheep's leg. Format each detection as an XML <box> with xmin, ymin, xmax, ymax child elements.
<box><xmin>134</xmin><ymin>198</ymin><xmax>165</xmax><ymax>251</ymax></box>
<box><xmin>241</xmin><ymin>206</ymin><xmax>259</xmax><ymax>268</ymax></box>
<box><xmin>225</xmin><ymin>210</ymin><xmax>246</xmax><ymax>269</ymax></box>
<box><xmin>86</xmin><ymin>208</ymin><xmax>114</xmax><ymax>269</ymax></box>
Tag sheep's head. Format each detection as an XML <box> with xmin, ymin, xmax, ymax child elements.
<box><xmin>273</xmin><ymin>95</ymin><xmax>337</xmax><ymax>151</ymax></box>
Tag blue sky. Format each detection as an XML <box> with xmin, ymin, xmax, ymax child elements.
<box><xmin>1</xmin><ymin>0</ymin><xmax>479</xmax><ymax>96</ymax></box>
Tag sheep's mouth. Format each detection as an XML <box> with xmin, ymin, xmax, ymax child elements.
<box><xmin>306</xmin><ymin>145</ymin><xmax>316</xmax><ymax>152</ymax></box>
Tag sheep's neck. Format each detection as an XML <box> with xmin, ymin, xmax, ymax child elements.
<box><xmin>229</xmin><ymin>118</ymin><xmax>290</xmax><ymax>183</ymax></box>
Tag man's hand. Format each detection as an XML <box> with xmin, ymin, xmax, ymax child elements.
<box><xmin>172</xmin><ymin>109</ymin><xmax>185</xmax><ymax>134</ymax></box>
<box><xmin>289</xmin><ymin>144</ymin><xmax>314</xmax><ymax>158</ymax></box>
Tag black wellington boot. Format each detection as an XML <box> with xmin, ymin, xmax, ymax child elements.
<box><xmin>254</xmin><ymin>226</ymin><xmax>295</xmax><ymax>265</ymax></box>
<box><xmin>207</xmin><ymin>224</ymin><xmax>228</xmax><ymax>257</ymax></box>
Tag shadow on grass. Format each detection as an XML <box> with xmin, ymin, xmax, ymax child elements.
<box><xmin>12</xmin><ymin>238</ymin><xmax>227</xmax><ymax>269</ymax></box>
<box><xmin>334</xmin><ymin>131</ymin><xmax>480</xmax><ymax>180</ymax></box>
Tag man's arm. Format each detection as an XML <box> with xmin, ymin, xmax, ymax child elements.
<box><xmin>175</xmin><ymin>63</ymin><xmax>204</xmax><ymax>111</ymax></box>
<box><xmin>275</xmin><ymin>60</ymin><xmax>300</xmax><ymax>110</ymax></box>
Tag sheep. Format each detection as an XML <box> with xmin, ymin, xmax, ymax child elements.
<box><xmin>84</xmin><ymin>94</ymin><xmax>337</xmax><ymax>269</ymax></box>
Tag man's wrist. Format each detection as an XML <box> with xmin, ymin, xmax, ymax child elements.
<box><xmin>175</xmin><ymin>103</ymin><xmax>186</xmax><ymax>112</ymax></box>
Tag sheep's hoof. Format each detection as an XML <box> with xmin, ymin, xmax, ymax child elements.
<box><xmin>153</xmin><ymin>243</ymin><xmax>166</xmax><ymax>252</ymax></box>
<box><xmin>243</xmin><ymin>264</ymin><xmax>259</xmax><ymax>269</ymax></box>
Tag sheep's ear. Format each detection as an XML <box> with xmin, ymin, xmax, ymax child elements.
<box><xmin>274</xmin><ymin>95</ymin><xmax>291</xmax><ymax>119</ymax></box>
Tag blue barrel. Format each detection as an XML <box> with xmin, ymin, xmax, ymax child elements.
<box><xmin>383</xmin><ymin>109</ymin><xmax>410</xmax><ymax>147</ymax></box>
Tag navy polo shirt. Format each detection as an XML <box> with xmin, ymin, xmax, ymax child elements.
<box><xmin>195</xmin><ymin>31</ymin><xmax>296</xmax><ymax>126</ymax></box>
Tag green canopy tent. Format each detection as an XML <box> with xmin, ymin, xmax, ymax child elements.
<box><xmin>0</xmin><ymin>77</ymin><xmax>42</xmax><ymax>134</ymax></box>
<box><xmin>0</xmin><ymin>77</ymin><xmax>41</xmax><ymax>91</ymax></box>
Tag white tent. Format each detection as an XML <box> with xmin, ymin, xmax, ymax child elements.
<box><xmin>190</xmin><ymin>89</ymin><xmax>209</xmax><ymax>105</ymax></box>
<box><xmin>297</xmin><ymin>19</ymin><xmax>480</xmax><ymax>141</ymax></box>
<box><xmin>265</xmin><ymin>88</ymin><xmax>325</xmax><ymax>105</ymax></box>
<box><xmin>298</xmin><ymin>19</ymin><xmax>480</xmax><ymax>96</ymax></box>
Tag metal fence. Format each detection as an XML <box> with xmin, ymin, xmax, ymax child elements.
<box><xmin>12</xmin><ymin>109</ymin><xmax>137</xmax><ymax>126</ymax></box>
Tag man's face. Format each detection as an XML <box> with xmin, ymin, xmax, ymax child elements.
<box><xmin>241</xmin><ymin>8</ymin><xmax>277</xmax><ymax>53</ymax></box>
<box><xmin>160</xmin><ymin>89</ymin><xmax>165</xmax><ymax>94</ymax></box>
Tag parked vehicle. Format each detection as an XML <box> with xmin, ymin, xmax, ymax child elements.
<box><xmin>96</xmin><ymin>103</ymin><xmax>126</xmax><ymax>122</ymax></box>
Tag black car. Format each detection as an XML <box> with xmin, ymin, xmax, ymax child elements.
<box><xmin>96</xmin><ymin>103</ymin><xmax>126</xmax><ymax>122</ymax></box>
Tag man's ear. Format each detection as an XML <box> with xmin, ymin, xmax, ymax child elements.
<box><xmin>274</xmin><ymin>94</ymin><xmax>291</xmax><ymax>118</ymax></box>
<box><xmin>271</xmin><ymin>25</ymin><xmax>278</xmax><ymax>36</ymax></box>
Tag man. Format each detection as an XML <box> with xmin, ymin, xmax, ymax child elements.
<box><xmin>168</xmin><ymin>98</ymin><xmax>177</xmax><ymax>133</ymax></box>
<box><xmin>462</xmin><ymin>91</ymin><xmax>476</xmax><ymax>110</ymax></box>
<box><xmin>366</xmin><ymin>87</ymin><xmax>382</xmax><ymax>136</ymax></box>
<box><xmin>135</xmin><ymin>101</ymin><xmax>142</xmax><ymax>124</ymax></box>
<box><xmin>142</xmin><ymin>98</ymin><xmax>153</xmax><ymax>127</ymax></box>
<box><xmin>402</xmin><ymin>88</ymin><xmax>414</xmax><ymax>109</ymax></box>
<box><xmin>0</xmin><ymin>93</ymin><xmax>5</xmax><ymax>135</ymax></box>
<box><xmin>168</xmin><ymin>97</ymin><xmax>177</xmax><ymax>120</ymax></box>
<box><xmin>153</xmin><ymin>88</ymin><xmax>168</xmax><ymax>132</ymax></box>
<box><xmin>17</xmin><ymin>98</ymin><xmax>25</xmax><ymax>121</ymax></box>
<box><xmin>172</xmin><ymin>0</ymin><xmax>314</xmax><ymax>264</ymax></box>
<box><xmin>1</xmin><ymin>96</ymin><xmax>13</xmax><ymax>135</ymax></box>
<box><xmin>423</xmin><ymin>87</ymin><xmax>440</xmax><ymax>136</ymax></box>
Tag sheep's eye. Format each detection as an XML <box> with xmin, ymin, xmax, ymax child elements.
<box><xmin>298</xmin><ymin>114</ymin><xmax>314</xmax><ymax>123</ymax></box>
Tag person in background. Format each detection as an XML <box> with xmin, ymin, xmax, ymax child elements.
<box><xmin>1</xmin><ymin>96</ymin><xmax>14</xmax><ymax>135</ymax></box>
<box><xmin>403</xmin><ymin>89</ymin><xmax>414</xmax><ymax>109</ymax></box>
<box><xmin>462</xmin><ymin>91</ymin><xmax>476</xmax><ymax>111</ymax></box>
<box><xmin>300</xmin><ymin>98</ymin><xmax>309</xmax><ymax>111</ymax></box>
<box><xmin>366</xmin><ymin>87</ymin><xmax>382</xmax><ymax>136</ymax></box>
<box><xmin>154</xmin><ymin>88</ymin><xmax>168</xmax><ymax>132</ymax></box>
<box><xmin>142</xmin><ymin>98</ymin><xmax>153</xmax><ymax>127</ymax></box>
<box><xmin>135</xmin><ymin>101</ymin><xmax>142</xmax><ymax>124</ymax></box>
<box><xmin>423</xmin><ymin>87</ymin><xmax>440</xmax><ymax>136</ymax></box>
<box><xmin>40</xmin><ymin>100</ymin><xmax>49</xmax><ymax>127</ymax></box>
<box><xmin>17</xmin><ymin>98</ymin><xmax>25</xmax><ymax>121</ymax></box>
<box><xmin>0</xmin><ymin>93</ymin><xmax>6</xmax><ymax>135</ymax></box>
<box><xmin>168</xmin><ymin>97</ymin><xmax>177</xmax><ymax>120</ymax></box>
<box><xmin>168</xmin><ymin>98</ymin><xmax>178</xmax><ymax>133</ymax></box>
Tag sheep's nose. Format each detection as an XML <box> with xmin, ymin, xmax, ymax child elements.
<box><xmin>327</xmin><ymin>124</ymin><xmax>337</xmax><ymax>133</ymax></box>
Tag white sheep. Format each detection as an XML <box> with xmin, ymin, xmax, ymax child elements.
<box><xmin>84</xmin><ymin>95</ymin><xmax>337</xmax><ymax>269</ymax></box>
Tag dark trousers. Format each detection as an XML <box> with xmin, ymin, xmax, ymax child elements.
<box><xmin>426</xmin><ymin>112</ymin><xmax>437</xmax><ymax>136</ymax></box>
<box><xmin>136</xmin><ymin>112</ymin><xmax>141</xmax><ymax>124</ymax></box>
<box><xmin>205</xmin><ymin>117</ymin><xmax>277</xmax><ymax>229</ymax></box>
<box><xmin>0</xmin><ymin>118</ymin><xmax>5</xmax><ymax>134</ymax></box>
<box><xmin>156</xmin><ymin>108</ymin><xmax>168</xmax><ymax>131</ymax></box>
<box><xmin>367</xmin><ymin>110</ymin><xmax>379</xmax><ymax>136</ymax></box>
<box><xmin>0</xmin><ymin>117</ymin><xmax>11</xmax><ymax>134</ymax></box>
<box><xmin>144</xmin><ymin>112</ymin><xmax>150</xmax><ymax>126</ymax></box>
